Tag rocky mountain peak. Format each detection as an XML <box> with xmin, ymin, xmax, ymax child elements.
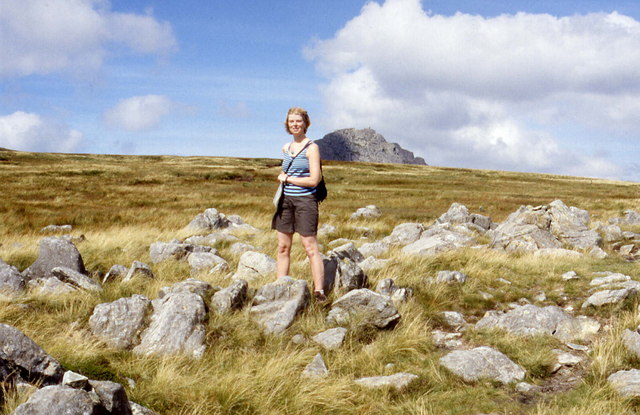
<box><xmin>315</xmin><ymin>128</ymin><xmax>426</xmax><ymax>165</ymax></box>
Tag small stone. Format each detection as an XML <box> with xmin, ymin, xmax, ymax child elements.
<box><xmin>354</xmin><ymin>372</ymin><xmax>418</xmax><ymax>391</ymax></box>
<box><xmin>562</xmin><ymin>271</ymin><xmax>580</xmax><ymax>281</ymax></box>
<box><xmin>312</xmin><ymin>327</ymin><xmax>348</xmax><ymax>350</ymax></box>
<box><xmin>62</xmin><ymin>371</ymin><xmax>88</xmax><ymax>389</ymax></box>
<box><xmin>302</xmin><ymin>353</ymin><xmax>328</xmax><ymax>379</ymax></box>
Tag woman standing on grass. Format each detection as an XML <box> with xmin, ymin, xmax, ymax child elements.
<box><xmin>272</xmin><ymin>107</ymin><xmax>326</xmax><ymax>302</ymax></box>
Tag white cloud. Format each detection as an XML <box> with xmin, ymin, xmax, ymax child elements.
<box><xmin>0</xmin><ymin>111</ymin><xmax>83</xmax><ymax>152</ymax></box>
<box><xmin>306</xmin><ymin>0</ymin><xmax>640</xmax><ymax>179</ymax></box>
<box><xmin>0</xmin><ymin>0</ymin><xmax>177</xmax><ymax>77</ymax></box>
<box><xmin>103</xmin><ymin>95</ymin><xmax>174</xmax><ymax>132</ymax></box>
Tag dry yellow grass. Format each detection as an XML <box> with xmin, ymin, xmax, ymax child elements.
<box><xmin>1</xmin><ymin>149</ymin><xmax>640</xmax><ymax>414</ymax></box>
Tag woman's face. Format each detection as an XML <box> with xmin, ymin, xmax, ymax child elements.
<box><xmin>287</xmin><ymin>114</ymin><xmax>306</xmax><ymax>135</ymax></box>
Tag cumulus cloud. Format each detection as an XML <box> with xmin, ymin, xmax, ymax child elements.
<box><xmin>103</xmin><ymin>95</ymin><xmax>175</xmax><ymax>132</ymax></box>
<box><xmin>0</xmin><ymin>111</ymin><xmax>83</xmax><ymax>152</ymax></box>
<box><xmin>0</xmin><ymin>0</ymin><xmax>177</xmax><ymax>77</ymax></box>
<box><xmin>306</xmin><ymin>0</ymin><xmax>640</xmax><ymax>179</ymax></box>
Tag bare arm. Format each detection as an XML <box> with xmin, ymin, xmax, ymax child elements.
<box><xmin>277</xmin><ymin>143</ymin><xmax>322</xmax><ymax>187</ymax></box>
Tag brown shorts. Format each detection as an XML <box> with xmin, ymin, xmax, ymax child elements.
<box><xmin>272</xmin><ymin>195</ymin><xmax>319</xmax><ymax>236</ymax></box>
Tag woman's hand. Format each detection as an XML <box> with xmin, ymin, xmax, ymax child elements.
<box><xmin>278</xmin><ymin>172</ymin><xmax>289</xmax><ymax>183</ymax></box>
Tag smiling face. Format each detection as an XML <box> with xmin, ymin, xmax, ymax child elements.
<box><xmin>287</xmin><ymin>114</ymin><xmax>306</xmax><ymax>136</ymax></box>
<box><xmin>284</xmin><ymin>107</ymin><xmax>310</xmax><ymax>135</ymax></box>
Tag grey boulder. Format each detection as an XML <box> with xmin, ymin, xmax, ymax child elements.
<box><xmin>326</xmin><ymin>289</ymin><xmax>400</xmax><ymax>329</ymax></box>
<box><xmin>211</xmin><ymin>279</ymin><xmax>248</xmax><ymax>314</ymax></box>
<box><xmin>608</xmin><ymin>369</ymin><xmax>640</xmax><ymax>397</ymax></box>
<box><xmin>250</xmin><ymin>277</ymin><xmax>309</xmax><ymax>335</ymax></box>
<box><xmin>0</xmin><ymin>323</ymin><xmax>64</xmax><ymax>384</ymax></box>
<box><xmin>89</xmin><ymin>295</ymin><xmax>151</xmax><ymax>349</ymax></box>
<box><xmin>11</xmin><ymin>385</ymin><xmax>97</xmax><ymax>415</ymax></box>
<box><xmin>0</xmin><ymin>259</ymin><xmax>26</xmax><ymax>295</ymax></box>
<box><xmin>133</xmin><ymin>292</ymin><xmax>207</xmax><ymax>359</ymax></box>
<box><xmin>22</xmin><ymin>237</ymin><xmax>86</xmax><ymax>281</ymax></box>
<box><xmin>354</xmin><ymin>372</ymin><xmax>419</xmax><ymax>391</ymax></box>
<box><xmin>51</xmin><ymin>266</ymin><xmax>101</xmax><ymax>292</ymax></box>
<box><xmin>475</xmin><ymin>304</ymin><xmax>573</xmax><ymax>336</ymax></box>
<box><xmin>234</xmin><ymin>251</ymin><xmax>276</xmax><ymax>281</ymax></box>
<box><xmin>440</xmin><ymin>346</ymin><xmax>525</xmax><ymax>384</ymax></box>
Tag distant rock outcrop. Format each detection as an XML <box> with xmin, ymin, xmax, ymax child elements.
<box><xmin>316</xmin><ymin>128</ymin><xmax>426</xmax><ymax>165</ymax></box>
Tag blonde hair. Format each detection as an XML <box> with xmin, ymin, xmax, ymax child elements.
<box><xmin>284</xmin><ymin>107</ymin><xmax>311</xmax><ymax>134</ymax></box>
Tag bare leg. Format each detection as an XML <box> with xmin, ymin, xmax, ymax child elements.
<box><xmin>300</xmin><ymin>234</ymin><xmax>325</xmax><ymax>292</ymax></box>
<box><xmin>276</xmin><ymin>231</ymin><xmax>293</xmax><ymax>277</ymax></box>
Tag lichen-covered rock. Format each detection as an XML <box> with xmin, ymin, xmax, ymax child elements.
<box><xmin>187</xmin><ymin>252</ymin><xmax>229</xmax><ymax>275</ymax></box>
<box><xmin>234</xmin><ymin>251</ymin><xmax>276</xmax><ymax>281</ymax></box>
<box><xmin>608</xmin><ymin>369</ymin><xmax>640</xmax><ymax>397</ymax></box>
<box><xmin>22</xmin><ymin>237</ymin><xmax>86</xmax><ymax>281</ymax></box>
<box><xmin>358</xmin><ymin>242</ymin><xmax>390</xmax><ymax>258</ymax></box>
<box><xmin>102</xmin><ymin>264</ymin><xmax>129</xmax><ymax>284</ymax></box>
<box><xmin>312</xmin><ymin>327</ymin><xmax>348</xmax><ymax>350</ymax></box>
<box><xmin>212</xmin><ymin>279</ymin><xmax>248</xmax><ymax>314</ymax></box>
<box><xmin>622</xmin><ymin>329</ymin><xmax>640</xmax><ymax>359</ymax></box>
<box><xmin>133</xmin><ymin>292</ymin><xmax>207</xmax><ymax>359</ymax></box>
<box><xmin>123</xmin><ymin>261</ymin><xmax>154</xmax><ymax>282</ymax></box>
<box><xmin>302</xmin><ymin>353</ymin><xmax>328</xmax><ymax>379</ymax></box>
<box><xmin>382</xmin><ymin>223</ymin><xmax>425</xmax><ymax>246</ymax></box>
<box><xmin>354</xmin><ymin>372</ymin><xmax>419</xmax><ymax>391</ymax></box>
<box><xmin>250</xmin><ymin>277</ymin><xmax>309</xmax><ymax>335</ymax></box>
<box><xmin>51</xmin><ymin>266</ymin><xmax>101</xmax><ymax>292</ymax></box>
<box><xmin>330</xmin><ymin>242</ymin><xmax>365</xmax><ymax>263</ymax></box>
<box><xmin>0</xmin><ymin>259</ymin><xmax>25</xmax><ymax>295</ymax></box>
<box><xmin>11</xmin><ymin>385</ymin><xmax>96</xmax><ymax>415</ymax></box>
<box><xmin>89</xmin><ymin>295</ymin><xmax>151</xmax><ymax>349</ymax></box>
<box><xmin>149</xmin><ymin>240</ymin><xmax>212</xmax><ymax>264</ymax></box>
<box><xmin>582</xmin><ymin>288</ymin><xmax>637</xmax><ymax>308</ymax></box>
<box><xmin>186</xmin><ymin>208</ymin><xmax>231</xmax><ymax>234</ymax></box>
<box><xmin>440</xmin><ymin>346</ymin><xmax>525</xmax><ymax>384</ymax></box>
<box><xmin>476</xmin><ymin>304</ymin><xmax>572</xmax><ymax>336</ymax></box>
<box><xmin>157</xmin><ymin>278</ymin><xmax>214</xmax><ymax>300</ymax></box>
<box><xmin>0</xmin><ymin>323</ymin><xmax>64</xmax><ymax>384</ymax></box>
<box><xmin>402</xmin><ymin>227</ymin><xmax>475</xmax><ymax>256</ymax></box>
<box><xmin>326</xmin><ymin>289</ymin><xmax>400</xmax><ymax>329</ymax></box>
<box><xmin>436</xmin><ymin>270</ymin><xmax>468</xmax><ymax>284</ymax></box>
<box><xmin>553</xmin><ymin>316</ymin><xmax>600</xmax><ymax>343</ymax></box>
<box><xmin>89</xmin><ymin>380</ymin><xmax>133</xmax><ymax>415</ymax></box>
<box><xmin>350</xmin><ymin>205</ymin><xmax>382</xmax><ymax>220</ymax></box>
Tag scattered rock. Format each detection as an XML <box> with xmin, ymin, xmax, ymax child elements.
<box><xmin>312</xmin><ymin>327</ymin><xmax>348</xmax><ymax>350</ymax></box>
<box><xmin>375</xmin><ymin>278</ymin><xmax>412</xmax><ymax>303</ymax></box>
<box><xmin>381</xmin><ymin>223</ymin><xmax>425</xmax><ymax>246</ymax></box>
<box><xmin>234</xmin><ymin>251</ymin><xmax>276</xmax><ymax>281</ymax></box>
<box><xmin>432</xmin><ymin>330</ymin><xmax>464</xmax><ymax>348</ymax></box>
<box><xmin>211</xmin><ymin>279</ymin><xmax>248</xmax><ymax>314</ymax></box>
<box><xmin>0</xmin><ymin>259</ymin><xmax>26</xmax><ymax>295</ymax></box>
<box><xmin>185</xmin><ymin>232</ymin><xmax>239</xmax><ymax>247</ymax></box>
<box><xmin>622</xmin><ymin>329</ymin><xmax>640</xmax><ymax>359</ymax></box>
<box><xmin>476</xmin><ymin>304</ymin><xmax>573</xmax><ymax>336</ymax></box>
<box><xmin>149</xmin><ymin>240</ymin><xmax>212</xmax><ymax>264</ymax></box>
<box><xmin>158</xmin><ymin>278</ymin><xmax>214</xmax><ymax>300</ymax></box>
<box><xmin>250</xmin><ymin>277</ymin><xmax>310</xmax><ymax>335</ymax></box>
<box><xmin>440</xmin><ymin>346</ymin><xmax>525</xmax><ymax>384</ymax></box>
<box><xmin>582</xmin><ymin>288</ymin><xmax>637</xmax><ymax>308</ymax></box>
<box><xmin>11</xmin><ymin>385</ymin><xmax>97</xmax><ymax>415</ymax></box>
<box><xmin>89</xmin><ymin>295</ymin><xmax>151</xmax><ymax>349</ymax></box>
<box><xmin>608</xmin><ymin>369</ymin><xmax>640</xmax><ymax>397</ymax></box>
<box><xmin>359</xmin><ymin>256</ymin><xmax>390</xmax><ymax>272</ymax></box>
<box><xmin>22</xmin><ymin>237</ymin><xmax>87</xmax><ymax>281</ymax></box>
<box><xmin>0</xmin><ymin>323</ymin><xmax>64</xmax><ymax>384</ymax></box>
<box><xmin>561</xmin><ymin>271</ymin><xmax>580</xmax><ymax>281</ymax></box>
<box><xmin>402</xmin><ymin>227</ymin><xmax>475</xmax><ymax>256</ymax></box>
<box><xmin>330</xmin><ymin>242</ymin><xmax>365</xmax><ymax>263</ymax></box>
<box><xmin>436</xmin><ymin>270</ymin><xmax>468</xmax><ymax>284</ymax></box>
<box><xmin>440</xmin><ymin>311</ymin><xmax>467</xmax><ymax>329</ymax></box>
<box><xmin>123</xmin><ymin>261</ymin><xmax>154</xmax><ymax>282</ymax></box>
<box><xmin>228</xmin><ymin>242</ymin><xmax>257</xmax><ymax>256</ymax></box>
<box><xmin>51</xmin><ymin>266</ymin><xmax>101</xmax><ymax>292</ymax></box>
<box><xmin>188</xmin><ymin>252</ymin><xmax>229</xmax><ymax>275</ymax></box>
<box><xmin>354</xmin><ymin>372</ymin><xmax>419</xmax><ymax>391</ymax></box>
<box><xmin>302</xmin><ymin>353</ymin><xmax>329</xmax><ymax>379</ymax></box>
<box><xmin>40</xmin><ymin>224</ymin><xmax>73</xmax><ymax>233</ymax></box>
<box><xmin>133</xmin><ymin>292</ymin><xmax>207</xmax><ymax>359</ymax></box>
<box><xmin>102</xmin><ymin>264</ymin><xmax>129</xmax><ymax>284</ymax></box>
<box><xmin>358</xmin><ymin>242</ymin><xmax>390</xmax><ymax>258</ymax></box>
<box><xmin>350</xmin><ymin>205</ymin><xmax>382</xmax><ymax>220</ymax></box>
<box><xmin>553</xmin><ymin>316</ymin><xmax>600</xmax><ymax>343</ymax></box>
<box><xmin>186</xmin><ymin>208</ymin><xmax>231</xmax><ymax>234</ymax></box>
<box><xmin>28</xmin><ymin>277</ymin><xmax>77</xmax><ymax>295</ymax></box>
<box><xmin>62</xmin><ymin>370</ymin><xmax>89</xmax><ymax>389</ymax></box>
<box><xmin>326</xmin><ymin>289</ymin><xmax>400</xmax><ymax>329</ymax></box>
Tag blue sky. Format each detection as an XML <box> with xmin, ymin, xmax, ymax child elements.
<box><xmin>2</xmin><ymin>0</ymin><xmax>640</xmax><ymax>182</ymax></box>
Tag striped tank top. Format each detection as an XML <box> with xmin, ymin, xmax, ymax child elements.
<box><xmin>282</xmin><ymin>142</ymin><xmax>317</xmax><ymax>197</ymax></box>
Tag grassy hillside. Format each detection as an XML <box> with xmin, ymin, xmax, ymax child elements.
<box><xmin>0</xmin><ymin>149</ymin><xmax>639</xmax><ymax>415</ymax></box>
